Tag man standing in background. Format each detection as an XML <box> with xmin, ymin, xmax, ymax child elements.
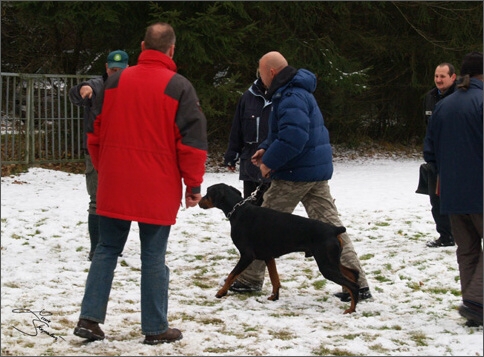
<box><xmin>424</xmin><ymin>52</ymin><xmax>483</xmax><ymax>326</ymax></box>
<box><xmin>422</xmin><ymin>62</ymin><xmax>457</xmax><ymax>248</ymax></box>
<box><xmin>222</xmin><ymin>74</ymin><xmax>272</xmax><ymax>292</ymax></box>
<box><xmin>69</xmin><ymin>50</ymin><xmax>129</xmax><ymax>260</ymax></box>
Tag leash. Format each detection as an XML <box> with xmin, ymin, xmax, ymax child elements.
<box><xmin>226</xmin><ymin>183</ymin><xmax>263</xmax><ymax>219</ymax></box>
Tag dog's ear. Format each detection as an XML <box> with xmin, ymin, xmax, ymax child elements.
<box><xmin>228</xmin><ymin>185</ymin><xmax>242</xmax><ymax>197</ymax></box>
<box><xmin>335</xmin><ymin>226</ymin><xmax>346</xmax><ymax>235</ymax></box>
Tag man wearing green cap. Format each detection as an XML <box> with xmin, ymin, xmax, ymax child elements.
<box><xmin>69</xmin><ymin>50</ymin><xmax>129</xmax><ymax>261</ymax></box>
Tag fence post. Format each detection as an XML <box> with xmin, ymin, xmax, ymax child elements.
<box><xmin>25</xmin><ymin>77</ymin><xmax>34</xmax><ymax>164</ymax></box>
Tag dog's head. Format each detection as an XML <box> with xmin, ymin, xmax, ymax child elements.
<box><xmin>198</xmin><ymin>183</ymin><xmax>242</xmax><ymax>210</ymax></box>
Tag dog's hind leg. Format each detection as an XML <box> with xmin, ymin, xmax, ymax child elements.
<box><xmin>317</xmin><ymin>264</ymin><xmax>359</xmax><ymax>314</ymax></box>
<box><xmin>313</xmin><ymin>244</ymin><xmax>360</xmax><ymax>314</ymax></box>
<box><xmin>265</xmin><ymin>258</ymin><xmax>281</xmax><ymax>301</ymax></box>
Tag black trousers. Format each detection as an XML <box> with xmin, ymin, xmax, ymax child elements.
<box><xmin>417</xmin><ymin>163</ymin><xmax>453</xmax><ymax>241</ymax></box>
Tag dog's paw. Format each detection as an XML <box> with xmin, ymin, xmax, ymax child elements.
<box><xmin>267</xmin><ymin>293</ymin><xmax>279</xmax><ymax>301</ymax></box>
<box><xmin>215</xmin><ymin>289</ymin><xmax>228</xmax><ymax>298</ymax></box>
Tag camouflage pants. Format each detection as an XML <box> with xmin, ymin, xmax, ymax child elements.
<box><xmin>235</xmin><ymin>179</ymin><xmax>369</xmax><ymax>290</ymax></box>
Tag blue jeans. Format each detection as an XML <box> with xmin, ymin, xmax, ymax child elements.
<box><xmin>79</xmin><ymin>216</ymin><xmax>171</xmax><ymax>336</ymax></box>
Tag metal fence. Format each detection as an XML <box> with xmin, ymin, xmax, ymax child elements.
<box><xmin>1</xmin><ymin>72</ymin><xmax>97</xmax><ymax>165</ymax></box>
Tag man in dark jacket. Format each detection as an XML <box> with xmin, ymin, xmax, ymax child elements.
<box><xmin>224</xmin><ymin>78</ymin><xmax>272</xmax><ymax>207</ymax></box>
<box><xmin>235</xmin><ymin>51</ymin><xmax>372</xmax><ymax>302</ymax></box>
<box><xmin>68</xmin><ymin>50</ymin><xmax>129</xmax><ymax>260</ymax></box>
<box><xmin>422</xmin><ymin>62</ymin><xmax>457</xmax><ymax>248</ymax></box>
<box><xmin>424</xmin><ymin>52</ymin><xmax>483</xmax><ymax>327</ymax></box>
<box><xmin>223</xmin><ymin>77</ymin><xmax>272</xmax><ymax>292</ymax></box>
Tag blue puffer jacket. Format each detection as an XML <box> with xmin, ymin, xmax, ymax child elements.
<box><xmin>260</xmin><ymin>66</ymin><xmax>333</xmax><ymax>182</ymax></box>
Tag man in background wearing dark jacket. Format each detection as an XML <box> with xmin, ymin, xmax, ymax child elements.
<box><xmin>424</xmin><ymin>52</ymin><xmax>483</xmax><ymax>326</ymax></box>
<box><xmin>68</xmin><ymin>50</ymin><xmax>129</xmax><ymax>261</ymax></box>
<box><xmin>421</xmin><ymin>62</ymin><xmax>457</xmax><ymax>248</ymax></box>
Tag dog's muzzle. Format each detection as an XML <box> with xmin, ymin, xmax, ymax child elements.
<box><xmin>198</xmin><ymin>196</ymin><xmax>213</xmax><ymax>209</ymax></box>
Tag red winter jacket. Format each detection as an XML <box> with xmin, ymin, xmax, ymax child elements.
<box><xmin>88</xmin><ymin>50</ymin><xmax>207</xmax><ymax>225</ymax></box>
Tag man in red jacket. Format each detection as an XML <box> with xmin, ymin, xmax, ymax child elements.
<box><xmin>73</xmin><ymin>22</ymin><xmax>207</xmax><ymax>345</ymax></box>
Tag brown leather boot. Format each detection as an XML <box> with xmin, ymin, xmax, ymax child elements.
<box><xmin>143</xmin><ymin>328</ymin><xmax>183</xmax><ymax>345</ymax></box>
<box><xmin>73</xmin><ymin>318</ymin><xmax>105</xmax><ymax>341</ymax></box>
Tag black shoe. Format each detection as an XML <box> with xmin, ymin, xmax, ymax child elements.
<box><xmin>465</xmin><ymin>319</ymin><xmax>482</xmax><ymax>327</ymax></box>
<box><xmin>74</xmin><ymin>318</ymin><xmax>105</xmax><ymax>341</ymax></box>
<box><xmin>143</xmin><ymin>328</ymin><xmax>183</xmax><ymax>345</ymax></box>
<box><xmin>229</xmin><ymin>281</ymin><xmax>261</xmax><ymax>293</ymax></box>
<box><xmin>334</xmin><ymin>287</ymin><xmax>373</xmax><ymax>302</ymax></box>
<box><xmin>459</xmin><ymin>304</ymin><xmax>483</xmax><ymax>326</ymax></box>
<box><xmin>426</xmin><ymin>237</ymin><xmax>455</xmax><ymax>247</ymax></box>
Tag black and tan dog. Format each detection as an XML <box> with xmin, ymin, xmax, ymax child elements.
<box><xmin>198</xmin><ymin>183</ymin><xmax>360</xmax><ymax>314</ymax></box>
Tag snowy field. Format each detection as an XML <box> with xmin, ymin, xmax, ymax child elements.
<box><xmin>1</xmin><ymin>156</ymin><xmax>482</xmax><ymax>356</ymax></box>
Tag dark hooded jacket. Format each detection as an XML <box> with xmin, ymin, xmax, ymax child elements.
<box><xmin>224</xmin><ymin>79</ymin><xmax>272</xmax><ymax>182</ymax></box>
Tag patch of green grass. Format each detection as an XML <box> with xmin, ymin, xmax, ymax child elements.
<box><xmin>204</xmin><ymin>347</ymin><xmax>233</xmax><ymax>354</ymax></box>
<box><xmin>360</xmin><ymin>253</ymin><xmax>373</xmax><ymax>260</ymax></box>
<box><xmin>76</xmin><ymin>246</ymin><xmax>83</xmax><ymax>252</ymax></box>
<box><xmin>193</xmin><ymin>281</ymin><xmax>212</xmax><ymax>289</ymax></box>
<box><xmin>374</xmin><ymin>221</ymin><xmax>390</xmax><ymax>227</ymax></box>
<box><xmin>374</xmin><ymin>286</ymin><xmax>384</xmax><ymax>293</ymax></box>
<box><xmin>199</xmin><ymin>316</ymin><xmax>224</xmax><ymax>325</ymax></box>
<box><xmin>391</xmin><ymin>337</ymin><xmax>408</xmax><ymax>346</ymax></box>
<box><xmin>313</xmin><ymin>346</ymin><xmax>359</xmax><ymax>356</ymax></box>
<box><xmin>342</xmin><ymin>333</ymin><xmax>358</xmax><ymax>340</ymax></box>
<box><xmin>407</xmin><ymin>281</ymin><xmax>422</xmax><ymax>291</ymax></box>
<box><xmin>268</xmin><ymin>328</ymin><xmax>295</xmax><ymax>340</ymax></box>
<box><xmin>361</xmin><ymin>310</ymin><xmax>380</xmax><ymax>318</ymax></box>
<box><xmin>312</xmin><ymin>279</ymin><xmax>327</xmax><ymax>290</ymax></box>
<box><xmin>368</xmin><ymin>343</ymin><xmax>391</xmax><ymax>354</ymax></box>
<box><xmin>374</xmin><ymin>275</ymin><xmax>392</xmax><ymax>283</ymax></box>
<box><xmin>3</xmin><ymin>281</ymin><xmax>20</xmax><ymax>288</ymax></box>
<box><xmin>378</xmin><ymin>324</ymin><xmax>402</xmax><ymax>330</ymax></box>
<box><xmin>410</xmin><ymin>331</ymin><xmax>428</xmax><ymax>346</ymax></box>
<box><xmin>34</xmin><ymin>217</ymin><xmax>47</xmax><ymax>226</ymax></box>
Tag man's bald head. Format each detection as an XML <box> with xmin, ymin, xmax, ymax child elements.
<box><xmin>258</xmin><ymin>51</ymin><xmax>288</xmax><ymax>89</ymax></box>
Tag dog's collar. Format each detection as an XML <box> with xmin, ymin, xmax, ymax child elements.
<box><xmin>226</xmin><ymin>184</ymin><xmax>263</xmax><ymax>219</ymax></box>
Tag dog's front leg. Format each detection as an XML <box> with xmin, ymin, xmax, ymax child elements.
<box><xmin>216</xmin><ymin>273</ymin><xmax>238</xmax><ymax>298</ymax></box>
<box><xmin>265</xmin><ymin>258</ymin><xmax>281</xmax><ymax>301</ymax></box>
<box><xmin>216</xmin><ymin>256</ymin><xmax>254</xmax><ymax>298</ymax></box>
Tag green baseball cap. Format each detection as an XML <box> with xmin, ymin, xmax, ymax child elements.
<box><xmin>107</xmin><ymin>50</ymin><xmax>129</xmax><ymax>69</ymax></box>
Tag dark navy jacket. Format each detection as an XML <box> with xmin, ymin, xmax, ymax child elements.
<box><xmin>423</xmin><ymin>81</ymin><xmax>457</xmax><ymax>126</ymax></box>
<box><xmin>260</xmin><ymin>66</ymin><xmax>333</xmax><ymax>182</ymax></box>
<box><xmin>424</xmin><ymin>78</ymin><xmax>483</xmax><ymax>214</ymax></box>
<box><xmin>224</xmin><ymin>79</ymin><xmax>272</xmax><ymax>182</ymax></box>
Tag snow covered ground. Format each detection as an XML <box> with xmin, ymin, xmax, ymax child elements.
<box><xmin>1</xmin><ymin>156</ymin><xmax>482</xmax><ymax>356</ymax></box>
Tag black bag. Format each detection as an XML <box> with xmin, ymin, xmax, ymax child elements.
<box><xmin>415</xmin><ymin>162</ymin><xmax>438</xmax><ymax>195</ymax></box>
